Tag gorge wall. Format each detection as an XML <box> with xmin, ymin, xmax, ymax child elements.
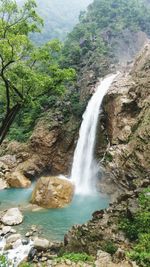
<box><xmin>97</xmin><ymin>42</ymin><xmax>150</xmax><ymax>199</ymax></box>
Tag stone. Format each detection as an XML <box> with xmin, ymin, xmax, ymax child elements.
<box><xmin>65</xmin><ymin>259</ymin><xmax>72</xmax><ymax>265</ymax></box>
<box><xmin>0</xmin><ymin>178</ymin><xmax>8</xmax><ymax>189</ymax></box>
<box><xmin>28</xmin><ymin>247</ymin><xmax>37</xmax><ymax>261</ymax></box>
<box><xmin>33</xmin><ymin>237</ymin><xmax>50</xmax><ymax>250</ymax></box>
<box><xmin>114</xmin><ymin>248</ymin><xmax>125</xmax><ymax>260</ymax></box>
<box><xmin>1</xmin><ymin>208</ymin><xmax>24</xmax><ymax>225</ymax></box>
<box><xmin>31</xmin><ymin>176</ymin><xmax>74</xmax><ymax>208</ymax></box>
<box><xmin>6</xmin><ymin>171</ymin><xmax>31</xmax><ymax>188</ymax></box>
<box><xmin>6</xmin><ymin>234</ymin><xmax>21</xmax><ymax>244</ymax></box>
<box><xmin>22</xmin><ymin>238</ymin><xmax>29</xmax><ymax>245</ymax></box>
<box><xmin>1</xmin><ymin>226</ymin><xmax>12</xmax><ymax>235</ymax></box>
<box><xmin>25</xmin><ymin>231</ymin><xmax>33</xmax><ymax>237</ymax></box>
<box><xmin>95</xmin><ymin>250</ymin><xmax>139</xmax><ymax>267</ymax></box>
<box><xmin>41</xmin><ymin>256</ymin><xmax>47</xmax><ymax>262</ymax></box>
<box><xmin>95</xmin><ymin>250</ymin><xmax>112</xmax><ymax>267</ymax></box>
<box><xmin>13</xmin><ymin>238</ymin><xmax>22</xmax><ymax>249</ymax></box>
<box><xmin>0</xmin><ymin>155</ymin><xmax>16</xmax><ymax>168</ymax></box>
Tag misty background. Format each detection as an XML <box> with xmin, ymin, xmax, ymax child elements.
<box><xmin>16</xmin><ymin>0</ymin><xmax>93</xmax><ymax>43</ymax></box>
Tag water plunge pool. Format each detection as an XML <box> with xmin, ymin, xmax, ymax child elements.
<box><xmin>0</xmin><ymin>186</ymin><xmax>109</xmax><ymax>241</ymax></box>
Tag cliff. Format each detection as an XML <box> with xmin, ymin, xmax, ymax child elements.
<box><xmin>98</xmin><ymin>42</ymin><xmax>150</xmax><ymax>199</ymax></box>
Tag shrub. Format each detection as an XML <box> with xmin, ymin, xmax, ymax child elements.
<box><xmin>57</xmin><ymin>252</ymin><xmax>94</xmax><ymax>263</ymax></box>
<box><xmin>102</xmin><ymin>240</ymin><xmax>117</xmax><ymax>255</ymax></box>
<box><xmin>0</xmin><ymin>255</ymin><xmax>10</xmax><ymax>267</ymax></box>
<box><xmin>119</xmin><ymin>187</ymin><xmax>150</xmax><ymax>266</ymax></box>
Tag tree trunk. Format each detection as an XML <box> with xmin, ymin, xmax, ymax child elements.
<box><xmin>0</xmin><ymin>103</ymin><xmax>21</xmax><ymax>145</ymax></box>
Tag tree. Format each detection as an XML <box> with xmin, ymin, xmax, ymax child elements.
<box><xmin>0</xmin><ymin>0</ymin><xmax>75</xmax><ymax>144</ymax></box>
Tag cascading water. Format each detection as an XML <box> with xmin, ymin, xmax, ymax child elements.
<box><xmin>71</xmin><ymin>74</ymin><xmax>117</xmax><ymax>195</ymax></box>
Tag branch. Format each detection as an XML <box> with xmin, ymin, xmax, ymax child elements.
<box><xmin>9</xmin><ymin>81</ymin><xmax>24</xmax><ymax>100</ymax></box>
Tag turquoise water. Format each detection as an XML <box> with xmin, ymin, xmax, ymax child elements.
<box><xmin>0</xmin><ymin>187</ymin><xmax>109</xmax><ymax>241</ymax></box>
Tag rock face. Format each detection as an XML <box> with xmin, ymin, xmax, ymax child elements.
<box><xmin>1</xmin><ymin>208</ymin><xmax>24</xmax><ymax>226</ymax></box>
<box><xmin>0</xmin><ymin>109</ymin><xmax>79</xmax><ymax>186</ymax></box>
<box><xmin>97</xmin><ymin>42</ymin><xmax>150</xmax><ymax>198</ymax></box>
<box><xmin>31</xmin><ymin>176</ymin><xmax>74</xmax><ymax>208</ymax></box>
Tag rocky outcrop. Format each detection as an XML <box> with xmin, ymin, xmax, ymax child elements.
<box><xmin>31</xmin><ymin>176</ymin><xmax>74</xmax><ymax>208</ymax></box>
<box><xmin>97</xmin><ymin>42</ymin><xmax>150</xmax><ymax>198</ymax></box>
<box><xmin>0</xmin><ymin>107</ymin><xmax>79</xmax><ymax>187</ymax></box>
<box><xmin>6</xmin><ymin>171</ymin><xmax>31</xmax><ymax>188</ymax></box>
<box><xmin>62</xmin><ymin>190</ymin><xmax>141</xmax><ymax>256</ymax></box>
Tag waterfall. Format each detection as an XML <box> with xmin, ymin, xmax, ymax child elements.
<box><xmin>71</xmin><ymin>74</ymin><xmax>117</xmax><ymax>195</ymax></box>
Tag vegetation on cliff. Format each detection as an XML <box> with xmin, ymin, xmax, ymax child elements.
<box><xmin>62</xmin><ymin>0</ymin><xmax>150</xmax><ymax>76</ymax></box>
<box><xmin>120</xmin><ymin>188</ymin><xmax>150</xmax><ymax>267</ymax></box>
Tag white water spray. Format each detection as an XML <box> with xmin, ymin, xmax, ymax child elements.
<box><xmin>0</xmin><ymin>237</ymin><xmax>33</xmax><ymax>267</ymax></box>
<box><xmin>71</xmin><ymin>74</ymin><xmax>117</xmax><ymax>195</ymax></box>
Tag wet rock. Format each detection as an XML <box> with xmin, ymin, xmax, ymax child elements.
<box><xmin>6</xmin><ymin>233</ymin><xmax>21</xmax><ymax>244</ymax></box>
<box><xmin>92</xmin><ymin>210</ymin><xmax>104</xmax><ymax>219</ymax></box>
<box><xmin>28</xmin><ymin>247</ymin><xmax>37</xmax><ymax>261</ymax></box>
<box><xmin>1</xmin><ymin>208</ymin><xmax>24</xmax><ymax>225</ymax></box>
<box><xmin>25</xmin><ymin>231</ymin><xmax>33</xmax><ymax>237</ymax></box>
<box><xmin>33</xmin><ymin>237</ymin><xmax>50</xmax><ymax>250</ymax></box>
<box><xmin>1</xmin><ymin>226</ymin><xmax>12</xmax><ymax>235</ymax></box>
<box><xmin>22</xmin><ymin>238</ymin><xmax>29</xmax><ymax>245</ymax></box>
<box><xmin>31</xmin><ymin>176</ymin><xmax>74</xmax><ymax>208</ymax></box>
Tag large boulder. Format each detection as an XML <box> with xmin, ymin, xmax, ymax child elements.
<box><xmin>6</xmin><ymin>171</ymin><xmax>31</xmax><ymax>188</ymax></box>
<box><xmin>31</xmin><ymin>176</ymin><xmax>74</xmax><ymax>208</ymax></box>
<box><xmin>33</xmin><ymin>237</ymin><xmax>50</xmax><ymax>250</ymax></box>
<box><xmin>1</xmin><ymin>208</ymin><xmax>24</xmax><ymax>225</ymax></box>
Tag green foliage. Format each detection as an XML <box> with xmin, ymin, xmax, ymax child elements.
<box><xmin>0</xmin><ymin>255</ymin><xmax>10</xmax><ymax>267</ymax></box>
<box><xmin>69</xmin><ymin>92</ymin><xmax>87</xmax><ymax>118</ymax></box>
<box><xmin>0</xmin><ymin>0</ymin><xmax>76</xmax><ymax>143</ymax></box>
<box><xmin>62</xmin><ymin>0</ymin><xmax>150</xmax><ymax>73</ymax></box>
<box><xmin>119</xmin><ymin>187</ymin><xmax>150</xmax><ymax>266</ymax></box>
<box><xmin>102</xmin><ymin>240</ymin><xmax>117</xmax><ymax>255</ymax></box>
<box><xmin>19</xmin><ymin>263</ymin><xmax>33</xmax><ymax>267</ymax></box>
<box><xmin>57</xmin><ymin>252</ymin><xmax>94</xmax><ymax>263</ymax></box>
<box><xmin>127</xmin><ymin>233</ymin><xmax>150</xmax><ymax>267</ymax></box>
<box><xmin>119</xmin><ymin>188</ymin><xmax>150</xmax><ymax>241</ymax></box>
